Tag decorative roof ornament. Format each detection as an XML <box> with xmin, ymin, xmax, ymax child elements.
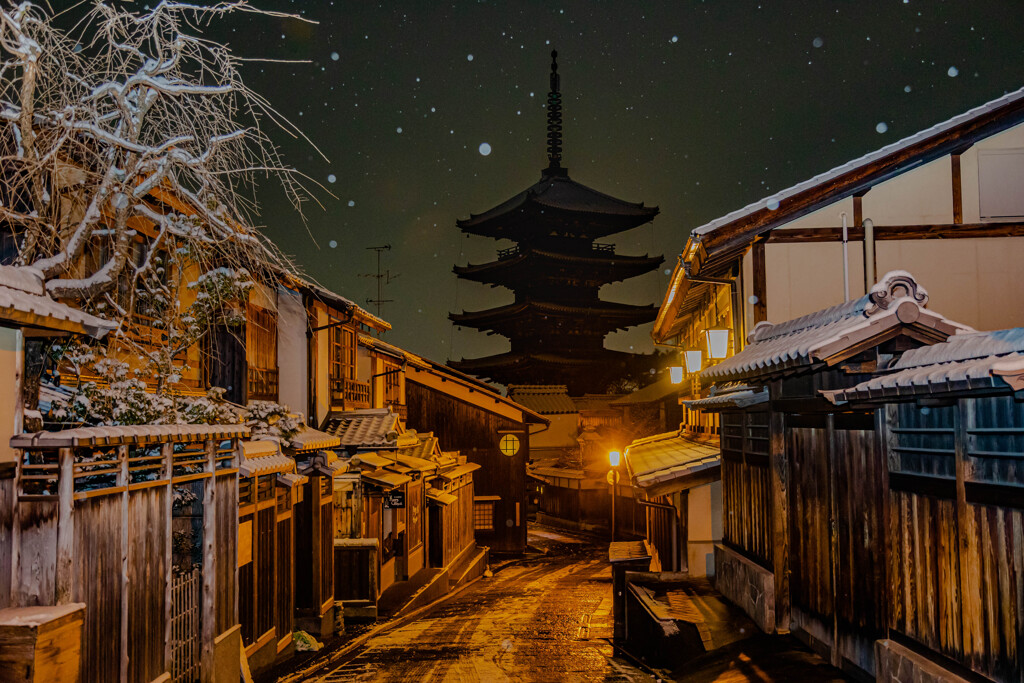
<box><xmin>546</xmin><ymin>49</ymin><xmax>563</xmax><ymax>170</ymax></box>
<box><xmin>866</xmin><ymin>269</ymin><xmax>929</xmax><ymax>314</ymax></box>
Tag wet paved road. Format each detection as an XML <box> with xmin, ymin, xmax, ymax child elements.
<box><xmin>314</xmin><ymin>526</ymin><xmax>653</xmax><ymax>682</ymax></box>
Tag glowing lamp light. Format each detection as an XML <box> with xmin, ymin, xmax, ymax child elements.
<box><xmin>684</xmin><ymin>349</ymin><xmax>703</xmax><ymax>374</ymax></box>
<box><xmin>669</xmin><ymin>366</ymin><xmax>684</xmax><ymax>384</ymax></box>
<box><xmin>705</xmin><ymin>328</ymin><xmax>731</xmax><ymax>360</ymax></box>
<box><xmin>609</xmin><ymin>450</ymin><xmax>621</xmax><ymax>468</ymax></box>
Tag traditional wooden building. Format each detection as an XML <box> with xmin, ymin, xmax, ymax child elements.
<box><xmin>450</xmin><ymin>51</ymin><xmax>662</xmax><ymax>395</ymax></box>
<box><xmin>823</xmin><ymin>328</ymin><xmax>1024</xmax><ymax>683</ymax></box>
<box><xmin>691</xmin><ymin>272</ymin><xmax>970</xmax><ymax>679</ymax></box>
<box><xmin>622</xmin><ymin>428</ymin><xmax>721</xmax><ymax>576</ymax></box>
<box><xmin>653</xmin><ymin>84</ymin><xmax>1024</xmax><ymax>435</ymax></box>
<box><xmin>404</xmin><ymin>358</ymin><xmax>547</xmax><ymax>553</ymax></box>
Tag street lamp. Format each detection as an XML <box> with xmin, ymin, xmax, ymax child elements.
<box><xmin>669</xmin><ymin>365</ymin><xmax>684</xmax><ymax>384</ymax></box>
<box><xmin>704</xmin><ymin>328</ymin><xmax>731</xmax><ymax>360</ymax></box>
<box><xmin>608</xmin><ymin>450</ymin><xmax>621</xmax><ymax>542</ymax></box>
<box><xmin>684</xmin><ymin>348</ymin><xmax>703</xmax><ymax>374</ymax></box>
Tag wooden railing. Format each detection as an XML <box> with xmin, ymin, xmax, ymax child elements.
<box><xmin>247</xmin><ymin>366</ymin><xmax>279</xmax><ymax>402</ymax></box>
<box><xmin>330</xmin><ymin>377</ymin><xmax>370</xmax><ymax>407</ymax></box>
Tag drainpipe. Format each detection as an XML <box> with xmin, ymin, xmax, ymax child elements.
<box><xmin>840</xmin><ymin>212</ymin><xmax>850</xmax><ymax>303</ymax></box>
<box><xmin>863</xmin><ymin>218</ymin><xmax>876</xmax><ymax>290</ymax></box>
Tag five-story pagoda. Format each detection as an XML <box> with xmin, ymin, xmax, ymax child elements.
<box><xmin>449</xmin><ymin>51</ymin><xmax>663</xmax><ymax>395</ymax></box>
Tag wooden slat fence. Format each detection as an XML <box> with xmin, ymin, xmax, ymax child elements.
<box><xmin>170</xmin><ymin>567</ymin><xmax>202</xmax><ymax>683</ymax></box>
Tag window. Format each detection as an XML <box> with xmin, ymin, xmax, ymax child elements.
<box><xmin>246</xmin><ymin>304</ymin><xmax>278</xmax><ymax>401</ymax></box>
<box><xmin>979</xmin><ymin>149</ymin><xmax>1024</xmax><ymax>220</ymax></box>
<box><xmin>473</xmin><ymin>501</ymin><xmax>495</xmax><ymax>531</ymax></box>
<box><xmin>329</xmin><ymin>323</ymin><xmax>362</xmax><ymax>404</ymax></box>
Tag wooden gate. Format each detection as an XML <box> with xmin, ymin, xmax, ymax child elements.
<box><xmin>170</xmin><ymin>567</ymin><xmax>202</xmax><ymax>683</ymax></box>
<box><xmin>787</xmin><ymin>412</ymin><xmax>886</xmax><ymax>676</ymax></box>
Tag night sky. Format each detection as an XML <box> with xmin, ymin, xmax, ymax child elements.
<box><xmin>199</xmin><ymin>1</ymin><xmax>1024</xmax><ymax>367</ymax></box>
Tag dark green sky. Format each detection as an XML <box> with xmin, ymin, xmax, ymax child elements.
<box><xmin>202</xmin><ymin>0</ymin><xmax>1024</xmax><ymax>366</ymax></box>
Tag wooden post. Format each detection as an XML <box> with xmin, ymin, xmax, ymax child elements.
<box><xmin>769</xmin><ymin>407</ymin><xmax>790</xmax><ymax>633</ymax></box>
<box><xmin>55</xmin><ymin>448</ymin><xmax>74</xmax><ymax>605</ymax></box>
<box><xmin>752</xmin><ymin>240</ymin><xmax>767</xmax><ymax>325</ymax></box>
<box><xmin>119</xmin><ymin>444</ymin><xmax>129</xmax><ymax>682</ymax></box>
<box><xmin>826</xmin><ymin>414</ymin><xmax>840</xmax><ymax>667</ymax></box>
<box><xmin>200</xmin><ymin>440</ymin><xmax>217</xmax><ymax>682</ymax></box>
<box><xmin>952</xmin><ymin>154</ymin><xmax>963</xmax><ymax>225</ymax></box>
<box><xmin>954</xmin><ymin>399</ymin><xmax>977</xmax><ymax>655</ymax></box>
<box><xmin>163</xmin><ymin>442</ymin><xmax>174</xmax><ymax>675</ymax></box>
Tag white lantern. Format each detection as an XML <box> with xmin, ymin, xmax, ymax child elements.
<box><xmin>669</xmin><ymin>366</ymin><xmax>684</xmax><ymax>384</ymax></box>
<box><xmin>608</xmin><ymin>450</ymin><xmax>621</xmax><ymax>468</ymax></box>
<box><xmin>705</xmin><ymin>328</ymin><xmax>730</xmax><ymax>360</ymax></box>
<box><xmin>684</xmin><ymin>349</ymin><xmax>703</xmax><ymax>374</ymax></box>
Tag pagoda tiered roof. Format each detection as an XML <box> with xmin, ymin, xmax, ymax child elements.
<box><xmin>449</xmin><ymin>299</ymin><xmax>658</xmax><ymax>336</ymax></box>
<box><xmin>453</xmin><ymin>247</ymin><xmax>663</xmax><ymax>289</ymax></box>
<box><xmin>456</xmin><ymin>167</ymin><xmax>659</xmax><ymax>241</ymax></box>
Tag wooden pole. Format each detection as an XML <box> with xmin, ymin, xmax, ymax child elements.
<box><xmin>55</xmin><ymin>447</ymin><xmax>74</xmax><ymax>604</ymax></box>
<box><xmin>769</xmin><ymin>406</ymin><xmax>790</xmax><ymax>633</ymax></box>
<box><xmin>163</xmin><ymin>442</ymin><xmax>174</xmax><ymax>675</ymax></box>
<box><xmin>119</xmin><ymin>444</ymin><xmax>129</xmax><ymax>682</ymax></box>
<box><xmin>611</xmin><ymin>474</ymin><xmax>617</xmax><ymax>543</ymax></box>
<box><xmin>200</xmin><ymin>440</ymin><xmax>217</xmax><ymax>682</ymax></box>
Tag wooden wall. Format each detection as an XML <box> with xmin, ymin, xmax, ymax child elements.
<box><xmin>407</xmin><ymin>380</ymin><xmax>528</xmax><ymax>552</ymax></box>
<box><xmin>887</xmin><ymin>398</ymin><xmax>1023</xmax><ymax>683</ymax></box>
<box><xmin>721</xmin><ymin>410</ymin><xmax>772</xmax><ymax>567</ymax></box>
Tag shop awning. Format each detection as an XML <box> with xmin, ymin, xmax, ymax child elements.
<box><xmin>240</xmin><ymin>439</ymin><xmax>296</xmax><ymax>478</ymax></box>
<box><xmin>288</xmin><ymin>427</ymin><xmax>341</xmax><ymax>453</ymax></box>
<box><xmin>624</xmin><ymin>430</ymin><xmax>720</xmax><ymax>497</ymax></box>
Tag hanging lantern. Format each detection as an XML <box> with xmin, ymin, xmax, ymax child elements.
<box><xmin>608</xmin><ymin>450</ymin><xmax>621</xmax><ymax>468</ymax></box>
<box><xmin>669</xmin><ymin>366</ymin><xmax>684</xmax><ymax>384</ymax></box>
<box><xmin>684</xmin><ymin>348</ymin><xmax>703</xmax><ymax>374</ymax></box>
<box><xmin>705</xmin><ymin>328</ymin><xmax>731</xmax><ymax>360</ymax></box>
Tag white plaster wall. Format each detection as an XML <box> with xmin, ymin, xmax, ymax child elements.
<box><xmin>530</xmin><ymin>413</ymin><xmax>578</xmax><ymax>450</ymax></box>
<box><xmin>961</xmin><ymin>121</ymin><xmax>1024</xmax><ymax>223</ymax></box>
<box><xmin>0</xmin><ymin>328</ymin><xmax>19</xmax><ymax>463</ymax></box>
<box><xmin>862</xmin><ymin>156</ymin><xmax>953</xmax><ymax>226</ymax></box>
<box><xmin>765</xmin><ymin>242</ymin><xmax>866</xmax><ymax>323</ymax></box>
<box><xmin>687</xmin><ymin>480</ymin><xmax>722</xmax><ymax>577</ymax></box>
<box><xmin>276</xmin><ymin>285</ymin><xmax>308</xmax><ymax>419</ymax></box>
<box><xmin>876</xmin><ymin>237</ymin><xmax>1024</xmax><ymax>330</ymax></box>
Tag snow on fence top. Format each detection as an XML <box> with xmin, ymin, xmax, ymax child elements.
<box><xmin>0</xmin><ymin>265</ymin><xmax>115</xmax><ymax>338</ymax></box>
<box><xmin>11</xmin><ymin>423</ymin><xmax>249</xmax><ymax>448</ymax></box>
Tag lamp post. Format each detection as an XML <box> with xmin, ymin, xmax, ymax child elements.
<box><xmin>608</xmin><ymin>450</ymin><xmax>621</xmax><ymax>542</ymax></box>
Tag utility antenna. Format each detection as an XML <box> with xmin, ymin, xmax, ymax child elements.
<box><xmin>359</xmin><ymin>244</ymin><xmax>399</xmax><ymax>327</ymax></box>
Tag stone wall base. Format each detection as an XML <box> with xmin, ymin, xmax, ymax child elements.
<box><xmin>712</xmin><ymin>544</ymin><xmax>775</xmax><ymax>634</ymax></box>
<box><xmin>875</xmin><ymin>639</ymin><xmax>973</xmax><ymax>683</ymax></box>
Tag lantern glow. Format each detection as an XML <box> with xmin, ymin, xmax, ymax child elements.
<box><xmin>684</xmin><ymin>349</ymin><xmax>703</xmax><ymax>374</ymax></box>
<box><xmin>669</xmin><ymin>366</ymin><xmax>684</xmax><ymax>384</ymax></box>
<box><xmin>705</xmin><ymin>328</ymin><xmax>730</xmax><ymax>360</ymax></box>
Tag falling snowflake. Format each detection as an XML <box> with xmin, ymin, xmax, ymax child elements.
<box><xmin>478</xmin><ymin>142</ymin><xmax>492</xmax><ymax>156</ymax></box>
<box><xmin>947</xmin><ymin>66</ymin><xmax>959</xmax><ymax>77</ymax></box>
<box><xmin>904</xmin><ymin>85</ymin><xmax>912</xmax><ymax>93</ymax></box>
<box><xmin>396</xmin><ymin>126</ymin><xmax>403</xmax><ymax>133</ymax></box>
<box><xmin>766</xmin><ymin>198</ymin><xmax>780</xmax><ymax>211</ymax></box>
<box><xmin>670</xmin><ymin>35</ymin><xmax>678</xmax><ymax>43</ymax></box>
<box><xmin>327</xmin><ymin>174</ymin><xmax>337</xmax><ymax>183</ymax></box>
<box><xmin>876</xmin><ymin>122</ymin><xmax>889</xmax><ymax>133</ymax></box>
<box><xmin>348</xmin><ymin>200</ymin><xmax>355</xmax><ymax>207</ymax></box>
<box><xmin>330</xmin><ymin>52</ymin><xmax>339</xmax><ymax>61</ymax></box>
<box><xmin>328</xmin><ymin>240</ymin><xmax>338</xmax><ymax>248</ymax></box>
<box><xmin>467</xmin><ymin>54</ymin><xmax>474</xmax><ymax>61</ymax></box>
<box><xmin>812</xmin><ymin>37</ymin><xmax>824</xmax><ymax>48</ymax></box>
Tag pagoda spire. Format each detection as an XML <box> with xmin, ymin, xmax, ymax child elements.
<box><xmin>546</xmin><ymin>50</ymin><xmax>563</xmax><ymax>171</ymax></box>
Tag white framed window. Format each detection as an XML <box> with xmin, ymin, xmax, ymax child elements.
<box><xmin>979</xmin><ymin>148</ymin><xmax>1024</xmax><ymax>220</ymax></box>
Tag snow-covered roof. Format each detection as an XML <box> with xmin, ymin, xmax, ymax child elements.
<box><xmin>0</xmin><ymin>265</ymin><xmax>115</xmax><ymax>338</ymax></box>
<box><xmin>691</xmin><ymin>85</ymin><xmax>1024</xmax><ymax>239</ymax></box>
<box><xmin>701</xmin><ymin>271</ymin><xmax>970</xmax><ymax>384</ymax></box>
<box><xmin>287</xmin><ymin>426</ymin><xmax>341</xmax><ymax>452</ymax></box>
<box><xmin>239</xmin><ymin>439</ymin><xmax>297</xmax><ymax>478</ymax></box>
<box><xmin>684</xmin><ymin>386</ymin><xmax>768</xmax><ymax>411</ymax></box>
<box><xmin>625</xmin><ymin>430</ymin><xmax>719</xmax><ymax>491</ymax></box>
<box><xmin>12</xmin><ymin>423</ymin><xmax>248</xmax><ymax>448</ymax></box>
<box><xmin>825</xmin><ymin>328</ymin><xmax>1024</xmax><ymax>403</ymax></box>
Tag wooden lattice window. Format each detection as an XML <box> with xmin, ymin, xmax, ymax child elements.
<box><xmin>246</xmin><ymin>304</ymin><xmax>278</xmax><ymax>401</ymax></box>
<box><xmin>473</xmin><ymin>501</ymin><xmax>494</xmax><ymax>531</ymax></box>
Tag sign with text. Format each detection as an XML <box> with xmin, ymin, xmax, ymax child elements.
<box><xmin>383</xmin><ymin>490</ymin><xmax>406</xmax><ymax>509</ymax></box>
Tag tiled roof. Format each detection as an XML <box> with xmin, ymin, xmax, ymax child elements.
<box><xmin>436</xmin><ymin>462</ymin><xmax>480</xmax><ymax>481</ymax></box>
<box><xmin>396</xmin><ymin>430</ymin><xmax>440</xmax><ymax>461</ymax></box>
<box><xmin>12</xmin><ymin>423</ymin><xmax>248</xmax><ymax>448</ymax></box>
<box><xmin>362</xmin><ymin>469</ymin><xmax>411</xmax><ymax>489</ymax></box>
<box><xmin>507</xmin><ymin>385</ymin><xmax>578</xmax><ymax>415</ymax></box>
<box><xmin>348</xmin><ymin>451</ymin><xmax>394</xmax><ymax>469</ymax></box>
<box><xmin>321</xmin><ymin>408</ymin><xmax>400</xmax><ymax>450</ymax></box>
<box><xmin>288</xmin><ymin>427</ymin><xmax>341</xmax><ymax>452</ymax></box>
<box><xmin>426</xmin><ymin>487</ymin><xmax>458</xmax><ymax>506</ymax></box>
<box><xmin>684</xmin><ymin>385</ymin><xmax>768</xmax><ymax>411</ymax></box>
<box><xmin>240</xmin><ymin>440</ymin><xmax>296</xmax><ymax>478</ymax></box>
<box><xmin>610</xmin><ymin>375</ymin><xmax>682</xmax><ymax>406</ymax></box>
<box><xmin>826</xmin><ymin>328</ymin><xmax>1024</xmax><ymax>403</ymax></box>
<box><xmin>624</xmin><ymin>430</ymin><xmax>719</xmax><ymax>490</ymax></box>
<box><xmin>0</xmin><ymin>265</ymin><xmax>115</xmax><ymax>339</ymax></box>
<box><xmin>701</xmin><ymin>271</ymin><xmax>970</xmax><ymax>384</ymax></box>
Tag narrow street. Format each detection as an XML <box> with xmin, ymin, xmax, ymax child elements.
<box><xmin>307</xmin><ymin>526</ymin><xmax>653</xmax><ymax>682</ymax></box>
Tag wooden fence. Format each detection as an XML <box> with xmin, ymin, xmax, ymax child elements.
<box><xmin>171</xmin><ymin>567</ymin><xmax>202</xmax><ymax>683</ymax></box>
<box><xmin>4</xmin><ymin>430</ymin><xmax>242</xmax><ymax>683</ymax></box>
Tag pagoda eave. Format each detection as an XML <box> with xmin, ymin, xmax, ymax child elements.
<box><xmin>449</xmin><ymin>301</ymin><xmax>658</xmax><ymax>331</ymax></box>
<box><xmin>457</xmin><ymin>203</ymin><xmax>658</xmax><ymax>241</ymax></box>
<box><xmin>453</xmin><ymin>251</ymin><xmax>664</xmax><ymax>288</ymax></box>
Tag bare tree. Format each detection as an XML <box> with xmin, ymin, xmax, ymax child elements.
<box><xmin>0</xmin><ymin>1</ymin><xmax>319</xmax><ymax>425</ymax></box>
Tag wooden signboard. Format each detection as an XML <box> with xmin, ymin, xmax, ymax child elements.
<box><xmin>383</xmin><ymin>491</ymin><xmax>405</xmax><ymax>509</ymax></box>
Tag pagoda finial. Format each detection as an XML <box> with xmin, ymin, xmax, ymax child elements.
<box><xmin>546</xmin><ymin>49</ymin><xmax>563</xmax><ymax>169</ymax></box>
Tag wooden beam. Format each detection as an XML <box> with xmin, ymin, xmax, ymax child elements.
<box><xmin>752</xmin><ymin>240</ymin><xmax>767</xmax><ymax>325</ymax></box>
<box><xmin>765</xmin><ymin>222</ymin><xmax>1024</xmax><ymax>243</ymax></box>
<box><xmin>951</xmin><ymin>154</ymin><xmax>963</xmax><ymax>224</ymax></box>
<box><xmin>769</xmin><ymin>408</ymin><xmax>790</xmax><ymax>633</ymax></box>
<box><xmin>853</xmin><ymin>194</ymin><xmax>863</xmax><ymax>229</ymax></box>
